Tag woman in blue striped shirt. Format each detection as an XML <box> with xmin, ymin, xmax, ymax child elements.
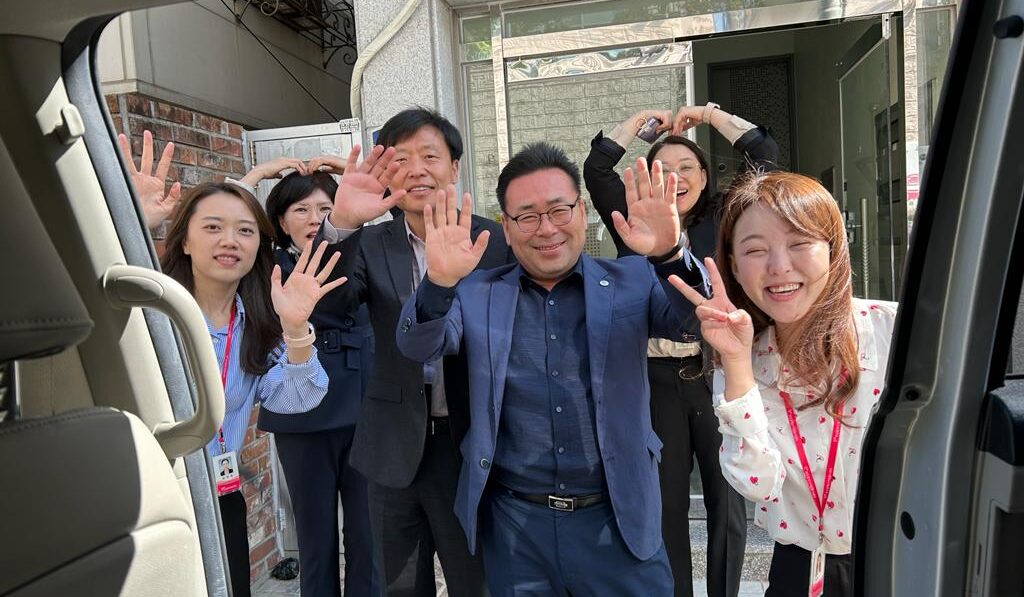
<box><xmin>158</xmin><ymin>179</ymin><xmax>347</xmax><ymax>596</ymax></box>
<box><xmin>122</xmin><ymin>128</ymin><xmax>348</xmax><ymax>596</ymax></box>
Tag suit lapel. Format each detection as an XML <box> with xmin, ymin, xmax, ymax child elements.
<box><xmin>582</xmin><ymin>256</ymin><xmax>613</xmax><ymax>405</ymax></box>
<box><xmin>488</xmin><ymin>267</ymin><xmax>520</xmax><ymax>429</ymax></box>
<box><xmin>382</xmin><ymin>215</ymin><xmax>415</xmax><ymax>305</ymax></box>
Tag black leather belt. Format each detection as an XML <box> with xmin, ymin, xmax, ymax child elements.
<box><xmin>428</xmin><ymin>416</ymin><xmax>449</xmax><ymax>436</ymax></box>
<box><xmin>504</xmin><ymin>487</ymin><xmax>606</xmax><ymax>512</ymax></box>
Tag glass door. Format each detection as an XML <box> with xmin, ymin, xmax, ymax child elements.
<box><xmin>839</xmin><ymin>23</ymin><xmax>899</xmax><ymax>300</ymax></box>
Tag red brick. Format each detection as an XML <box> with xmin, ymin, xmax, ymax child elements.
<box><xmin>124</xmin><ymin>94</ymin><xmax>152</xmax><ymax>117</ymax></box>
<box><xmin>113</xmin><ymin>119</ymin><xmax>124</xmax><ymax>136</ymax></box>
<box><xmin>243</xmin><ymin>426</ymin><xmax>255</xmax><ymax>445</ymax></box>
<box><xmin>176</xmin><ymin>165</ymin><xmax>220</xmax><ymax>186</ymax></box>
<box><xmin>212</xmin><ymin>135</ymin><xmax>243</xmax><ymax>157</ymax></box>
<box><xmin>198</xmin><ymin>150</ymin><xmax>233</xmax><ymax>171</ymax></box>
<box><xmin>257</xmin><ymin>454</ymin><xmax>271</xmax><ymax>473</ymax></box>
<box><xmin>128</xmin><ymin>116</ymin><xmax>172</xmax><ymax>141</ymax></box>
<box><xmin>241</xmin><ymin>480</ymin><xmax>258</xmax><ymax>499</ymax></box>
<box><xmin>156</xmin><ymin>101</ymin><xmax>194</xmax><ymax>126</ymax></box>
<box><xmin>105</xmin><ymin>95</ymin><xmax>119</xmax><ymax>115</ymax></box>
<box><xmin>171</xmin><ymin>124</ymin><xmax>211</xmax><ymax>149</ymax></box>
<box><xmin>240</xmin><ymin>435</ymin><xmax>268</xmax><ymax>463</ymax></box>
<box><xmin>175</xmin><ymin>145</ymin><xmax>198</xmax><ymax>166</ymax></box>
<box><xmin>250</xmin><ymin>537</ymin><xmax>278</xmax><ymax>565</ymax></box>
<box><xmin>194</xmin><ymin>113</ymin><xmax>226</xmax><ymax>134</ymax></box>
<box><xmin>227</xmin><ymin>123</ymin><xmax>244</xmax><ymax>138</ymax></box>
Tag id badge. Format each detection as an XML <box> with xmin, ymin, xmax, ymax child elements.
<box><xmin>808</xmin><ymin>544</ymin><xmax>826</xmax><ymax>597</ymax></box>
<box><xmin>213</xmin><ymin>451</ymin><xmax>241</xmax><ymax>496</ymax></box>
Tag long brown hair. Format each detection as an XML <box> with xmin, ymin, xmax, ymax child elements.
<box><xmin>717</xmin><ymin>171</ymin><xmax>858</xmax><ymax>418</ymax></box>
<box><xmin>160</xmin><ymin>183</ymin><xmax>282</xmax><ymax>375</ymax></box>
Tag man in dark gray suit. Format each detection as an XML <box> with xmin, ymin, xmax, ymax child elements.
<box><xmin>317</xmin><ymin>108</ymin><xmax>511</xmax><ymax>596</ymax></box>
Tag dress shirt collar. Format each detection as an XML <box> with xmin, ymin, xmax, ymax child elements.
<box><xmin>750</xmin><ymin>298</ymin><xmax>881</xmax><ymax>390</ymax></box>
<box><xmin>515</xmin><ymin>257</ymin><xmax>585</xmax><ymax>291</ymax></box>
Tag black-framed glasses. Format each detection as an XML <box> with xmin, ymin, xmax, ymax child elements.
<box><xmin>505</xmin><ymin>197</ymin><xmax>580</xmax><ymax>234</ymax></box>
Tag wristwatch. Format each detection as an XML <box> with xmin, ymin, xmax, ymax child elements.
<box><xmin>702</xmin><ymin>102</ymin><xmax>720</xmax><ymax>124</ymax></box>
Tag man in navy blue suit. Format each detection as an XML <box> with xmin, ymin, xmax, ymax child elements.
<box><xmin>395</xmin><ymin>142</ymin><xmax>709</xmax><ymax>596</ymax></box>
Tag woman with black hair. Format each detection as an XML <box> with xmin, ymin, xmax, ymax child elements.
<box><xmin>584</xmin><ymin>104</ymin><xmax>778</xmax><ymax>597</ymax></box>
<box><xmin>232</xmin><ymin>158</ymin><xmax>379</xmax><ymax>597</ymax></box>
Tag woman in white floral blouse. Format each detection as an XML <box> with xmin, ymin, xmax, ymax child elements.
<box><xmin>670</xmin><ymin>171</ymin><xmax>896</xmax><ymax>597</ymax></box>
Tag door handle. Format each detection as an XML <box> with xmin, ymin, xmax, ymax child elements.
<box><xmin>102</xmin><ymin>264</ymin><xmax>224</xmax><ymax>460</ymax></box>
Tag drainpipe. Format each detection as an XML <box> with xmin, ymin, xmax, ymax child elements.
<box><xmin>350</xmin><ymin>0</ymin><xmax>425</xmax><ymax>122</ymax></box>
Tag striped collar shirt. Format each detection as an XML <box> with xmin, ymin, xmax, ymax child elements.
<box><xmin>204</xmin><ymin>294</ymin><xmax>329</xmax><ymax>456</ymax></box>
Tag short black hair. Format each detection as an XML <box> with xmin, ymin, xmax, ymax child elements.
<box><xmin>496</xmin><ymin>142</ymin><xmax>581</xmax><ymax>211</ymax></box>
<box><xmin>264</xmin><ymin>171</ymin><xmax>338</xmax><ymax>246</ymax></box>
<box><xmin>377</xmin><ymin>107</ymin><xmax>463</xmax><ymax>162</ymax></box>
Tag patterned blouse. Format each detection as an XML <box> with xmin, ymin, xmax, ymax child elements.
<box><xmin>713</xmin><ymin>298</ymin><xmax>897</xmax><ymax>554</ymax></box>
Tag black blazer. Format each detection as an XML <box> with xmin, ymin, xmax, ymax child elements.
<box><xmin>317</xmin><ymin>212</ymin><xmax>514</xmax><ymax>488</ymax></box>
<box><xmin>257</xmin><ymin>248</ymin><xmax>373</xmax><ymax>434</ymax></box>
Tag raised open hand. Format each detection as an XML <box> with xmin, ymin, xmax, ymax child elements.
<box><xmin>271</xmin><ymin>240</ymin><xmax>348</xmax><ymax>335</ymax></box>
<box><xmin>669</xmin><ymin>257</ymin><xmax>753</xmax><ymax>361</ymax></box>
<box><xmin>611</xmin><ymin>157</ymin><xmax>681</xmax><ymax>257</ymax></box>
<box><xmin>423</xmin><ymin>185</ymin><xmax>489</xmax><ymax>288</ymax></box>
<box><xmin>328</xmin><ymin>145</ymin><xmax>408</xmax><ymax>229</ymax></box>
<box><xmin>118</xmin><ymin>130</ymin><xmax>181</xmax><ymax>230</ymax></box>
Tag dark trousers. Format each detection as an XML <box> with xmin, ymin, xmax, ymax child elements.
<box><xmin>219</xmin><ymin>490</ymin><xmax>251</xmax><ymax>597</ymax></box>
<box><xmin>275</xmin><ymin>426</ymin><xmax>378</xmax><ymax>597</ymax></box>
<box><xmin>368</xmin><ymin>421</ymin><xmax>486</xmax><ymax>597</ymax></box>
<box><xmin>479</xmin><ymin>488</ymin><xmax>674</xmax><ymax>596</ymax></box>
<box><xmin>649</xmin><ymin>356</ymin><xmax>747</xmax><ymax>597</ymax></box>
<box><xmin>766</xmin><ymin>542</ymin><xmax>851</xmax><ymax>597</ymax></box>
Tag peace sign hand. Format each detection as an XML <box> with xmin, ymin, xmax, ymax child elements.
<box><xmin>271</xmin><ymin>240</ymin><xmax>348</xmax><ymax>336</ymax></box>
<box><xmin>328</xmin><ymin>145</ymin><xmax>408</xmax><ymax>230</ymax></box>
<box><xmin>423</xmin><ymin>185</ymin><xmax>490</xmax><ymax>288</ymax></box>
<box><xmin>668</xmin><ymin>257</ymin><xmax>754</xmax><ymax>362</ymax></box>
<box><xmin>612</xmin><ymin>157</ymin><xmax>681</xmax><ymax>257</ymax></box>
<box><xmin>118</xmin><ymin>130</ymin><xmax>182</xmax><ymax>230</ymax></box>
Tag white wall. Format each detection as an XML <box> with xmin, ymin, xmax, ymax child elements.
<box><xmin>98</xmin><ymin>0</ymin><xmax>353</xmax><ymax>128</ymax></box>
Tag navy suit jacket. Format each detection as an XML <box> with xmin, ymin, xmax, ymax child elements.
<box><xmin>395</xmin><ymin>253</ymin><xmax>703</xmax><ymax>560</ymax></box>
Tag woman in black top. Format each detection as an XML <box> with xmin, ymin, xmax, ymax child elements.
<box><xmin>584</xmin><ymin>104</ymin><xmax>778</xmax><ymax>597</ymax></box>
<box><xmin>235</xmin><ymin>158</ymin><xmax>379</xmax><ymax>597</ymax></box>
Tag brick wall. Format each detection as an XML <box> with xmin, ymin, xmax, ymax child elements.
<box><xmin>106</xmin><ymin>92</ymin><xmax>283</xmax><ymax>583</ymax></box>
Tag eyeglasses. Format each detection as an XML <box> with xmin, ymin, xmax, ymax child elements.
<box><xmin>505</xmin><ymin>198</ymin><xmax>580</xmax><ymax>234</ymax></box>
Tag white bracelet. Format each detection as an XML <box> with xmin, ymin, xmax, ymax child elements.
<box><xmin>283</xmin><ymin>322</ymin><xmax>316</xmax><ymax>348</ymax></box>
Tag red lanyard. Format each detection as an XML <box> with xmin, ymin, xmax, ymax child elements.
<box><xmin>216</xmin><ymin>303</ymin><xmax>237</xmax><ymax>454</ymax></box>
<box><xmin>782</xmin><ymin>396</ymin><xmax>842</xmax><ymax>537</ymax></box>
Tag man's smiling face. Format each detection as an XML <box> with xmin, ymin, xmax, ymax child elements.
<box><xmin>391</xmin><ymin>125</ymin><xmax>459</xmax><ymax>216</ymax></box>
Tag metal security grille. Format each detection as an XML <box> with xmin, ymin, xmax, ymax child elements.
<box><xmin>708</xmin><ymin>57</ymin><xmax>794</xmax><ymax>193</ymax></box>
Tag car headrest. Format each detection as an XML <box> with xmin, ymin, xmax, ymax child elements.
<box><xmin>0</xmin><ymin>142</ymin><xmax>93</xmax><ymax>362</ymax></box>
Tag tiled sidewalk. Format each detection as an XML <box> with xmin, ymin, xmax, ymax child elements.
<box><xmin>253</xmin><ymin>520</ymin><xmax>773</xmax><ymax>597</ymax></box>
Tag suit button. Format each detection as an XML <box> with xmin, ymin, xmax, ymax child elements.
<box><xmin>479</xmin><ymin>458</ymin><xmax>490</xmax><ymax>469</ymax></box>
<box><xmin>344</xmin><ymin>317</ymin><xmax>354</xmax><ymax>326</ymax></box>
<box><xmin>401</xmin><ymin>317</ymin><xmax>412</xmax><ymax>332</ymax></box>
<box><xmin>599</xmin><ymin>280</ymin><xmax>609</xmax><ymax>287</ymax></box>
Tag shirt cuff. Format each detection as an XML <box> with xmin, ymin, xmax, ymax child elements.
<box><xmin>590</xmin><ymin>131</ymin><xmax>628</xmax><ymax>161</ymax></box>
<box><xmin>722</xmin><ymin>114</ymin><xmax>757</xmax><ymax>145</ymax></box>
<box><xmin>321</xmin><ymin>217</ymin><xmax>358</xmax><ymax>243</ymax></box>
<box><xmin>416</xmin><ymin>278</ymin><xmax>456</xmax><ymax>322</ymax></box>
<box><xmin>223</xmin><ymin>176</ymin><xmax>256</xmax><ymax>196</ymax></box>
<box><xmin>714</xmin><ymin>386</ymin><xmax>769</xmax><ymax>436</ymax></box>
<box><xmin>279</xmin><ymin>347</ymin><xmax>322</xmax><ymax>379</ymax></box>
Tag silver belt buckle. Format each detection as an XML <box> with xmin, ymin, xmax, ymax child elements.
<box><xmin>548</xmin><ymin>495</ymin><xmax>575</xmax><ymax>512</ymax></box>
